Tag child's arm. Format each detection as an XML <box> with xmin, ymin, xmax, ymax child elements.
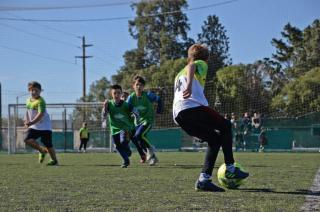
<box><xmin>102</xmin><ymin>100</ymin><xmax>109</xmax><ymax>119</ymax></box>
<box><xmin>24</xmin><ymin>110</ymin><xmax>30</xmax><ymax>127</ymax></box>
<box><xmin>128</xmin><ymin>103</ymin><xmax>140</xmax><ymax>120</ymax></box>
<box><xmin>183</xmin><ymin>63</ymin><xmax>196</xmax><ymax>99</ymax></box>
<box><xmin>26</xmin><ymin>112</ymin><xmax>44</xmax><ymax>127</ymax></box>
<box><xmin>146</xmin><ymin>92</ymin><xmax>163</xmax><ymax>114</ymax></box>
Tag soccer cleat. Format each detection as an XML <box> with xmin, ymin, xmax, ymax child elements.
<box><xmin>121</xmin><ymin>164</ymin><xmax>128</xmax><ymax>168</ymax></box>
<box><xmin>225</xmin><ymin>167</ymin><xmax>249</xmax><ymax>179</ymax></box>
<box><xmin>195</xmin><ymin>179</ymin><xmax>225</xmax><ymax>192</ymax></box>
<box><xmin>121</xmin><ymin>161</ymin><xmax>130</xmax><ymax>168</ymax></box>
<box><xmin>149</xmin><ymin>155</ymin><xmax>159</xmax><ymax>166</ymax></box>
<box><xmin>38</xmin><ymin>152</ymin><xmax>46</xmax><ymax>163</ymax></box>
<box><xmin>46</xmin><ymin>160</ymin><xmax>59</xmax><ymax>166</ymax></box>
<box><xmin>140</xmin><ymin>154</ymin><xmax>146</xmax><ymax>163</ymax></box>
<box><xmin>146</xmin><ymin>147</ymin><xmax>155</xmax><ymax>162</ymax></box>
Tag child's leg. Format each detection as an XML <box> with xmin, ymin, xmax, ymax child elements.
<box><xmin>130</xmin><ymin>128</ymin><xmax>146</xmax><ymax>159</ymax></box>
<box><xmin>175</xmin><ymin>106</ymin><xmax>234</xmax><ymax>175</ymax></box>
<box><xmin>25</xmin><ymin>139</ymin><xmax>47</xmax><ymax>153</ymax></box>
<box><xmin>41</xmin><ymin>131</ymin><xmax>58</xmax><ymax>162</ymax></box>
<box><xmin>198</xmin><ymin>107</ymin><xmax>235</xmax><ymax>165</ymax></box>
<box><xmin>113</xmin><ymin>134</ymin><xmax>129</xmax><ymax>165</ymax></box>
<box><xmin>83</xmin><ymin>139</ymin><xmax>88</xmax><ymax>151</ymax></box>
<box><xmin>24</xmin><ymin>129</ymin><xmax>47</xmax><ymax>153</ymax></box>
<box><xmin>120</xmin><ymin>131</ymin><xmax>131</xmax><ymax>157</ymax></box>
<box><xmin>47</xmin><ymin>147</ymin><xmax>58</xmax><ymax>161</ymax></box>
<box><xmin>79</xmin><ymin>140</ymin><xmax>84</xmax><ymax>151</ymax></box>
<box><xmin>202</xmin><ymin>140</ymin><xmax>222</xmax><ymax>175</ymax></box>
<box><xmin>133</xmin><ymin>124</ymin><xmax>152</xmax><ymax>150</ymax></box>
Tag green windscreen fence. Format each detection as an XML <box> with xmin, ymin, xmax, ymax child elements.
<box><xmin>16</xmin><ymin>112</ymin><xmax>320</xmax><ymax>152</ymax></box>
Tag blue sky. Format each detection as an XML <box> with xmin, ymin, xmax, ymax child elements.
<box><xmin>0</xmin><ymin>0</ymin><xmax>319</xmax><ymax>116</ymax></box>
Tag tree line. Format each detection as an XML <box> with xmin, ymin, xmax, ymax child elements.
<box><xmin>81</xmin><ymin>0</ymin><xmax>320</xmax><ymax>119</ymax></box>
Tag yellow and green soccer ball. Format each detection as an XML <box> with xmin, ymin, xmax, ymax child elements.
<box><xmin>217</xmin><ymin>163</ymin><xmax>246</xmax><ymax>189</ymax></box>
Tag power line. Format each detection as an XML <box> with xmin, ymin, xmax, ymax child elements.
<box><xmin>0</xmin><ymin>44</ymin><xmax>76</xmax><ymax>65</ymax></box>
<box><xmin>6</xmin><ymin>12</ymin><xmax>80</xmax><ymax>38</ymax></box>
<box><xmin>0</xmin><ymin>23</ymin><xmax>79</xmax><ymax>48</ymax></box>
<box><xmin>94</xmin><ymin>55</ymin><xmax>118</xmax><ymax>66</ymax></box>
<box><xmin>94</xmin><ymin>46</ymin><xmax>122</xmax><ymax>61</ymax></box>
<box><xmin>0</xmin><ymin>1</ymin><xmax>137</xmax><ymax>12</ymax></box>
<box><xmin>0</xmin><ymin>0</ymin><xmax>239</xmax><ymax>22</ymax></box>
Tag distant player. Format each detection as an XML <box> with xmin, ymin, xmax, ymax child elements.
<box><xmin>127</xmin><ymin>76</ymin><xmax>163</xmax><ymax>165</ymax></box>
<box><xmin>258</xmin><ymin>127</ymin><xmax>267</xmax><ymax>152</ymax></box>
<box><xmin>79</xmin><ymin>122</ymin><xmax>90</xmax><ymax>153</ymax></box>
<box><xmin>102</xmin><ymin>84</ymin><xmax>142</xmax><ymax>168</ymax></box>
<box><xmin>173</xmin><ymin>44</ymin><xmax>249</xmax><ymax>192</ymax></box>
<box><xmin>24</xmin><ymin>81</ymin><xmax>59</xmax><ymax>166</ymax></box>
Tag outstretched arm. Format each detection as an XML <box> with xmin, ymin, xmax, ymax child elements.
<box><xmin>147</xmin><ymin>91</ymin><xmax>163</xmax><ymax>114</ymax></box>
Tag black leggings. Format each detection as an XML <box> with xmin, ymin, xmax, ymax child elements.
<box><xmin>175</xmin><ymin>106</ymin><xmax>235</xmax><ymax>176</ymax></box>
<box><xmin>79</xmin><ymin>138</ymin><xmax>88</xmax><ymax>150</ymax></box>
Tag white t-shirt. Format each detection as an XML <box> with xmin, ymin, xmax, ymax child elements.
<box><xmin>172</xmin><ymin>60</ymin><xmax>208</xmax><ymax>121</ymax></box>
<box><xmin>25</xmin><ymin>97</ymin><xmax>52</xmax><ymax>131</ymax></box>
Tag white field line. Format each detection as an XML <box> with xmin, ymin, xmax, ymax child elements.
<box><xmin>301</xmin><ymin>168</ymin><xmax>320</xmax><ymax>211</ymax></box>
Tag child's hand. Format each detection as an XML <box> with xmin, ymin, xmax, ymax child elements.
<box><xmin>183</xmin><ymin>87</ymin><xmax>192</xmax><ymax>99</ymax></box>
<box><xmin>103</xmin><ymin>100</ymin><xmax>108</xmax><ymax>110</ymax></box>
<box><xmin>25</xmin><ymin>121</ymin><xmax>33</xmax><ymax>127</ymax></box>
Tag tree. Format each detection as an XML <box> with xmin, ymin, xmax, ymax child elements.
<box><xmin>271</xmin><ymin>19</ymin><xmax>320</xmax><ymax>78</ymax></box>
<box><xmin>197</xmin><ymin>15</ymin><xmax>231</xmax><ymax>81</ymax></box>
<box><xmin>215</xmin><ymin>63</ymin><xmax>272</xmax><ymax>115</ymax></box>
<box><xmin>271</xmin><ymin>67</ymin><xmax>320</xmax><ymax>117</ymax></box>
<box><xmin>128</xmin><ymin>0</ymin><xmax>190</xmax><ymax>65</ymax></box>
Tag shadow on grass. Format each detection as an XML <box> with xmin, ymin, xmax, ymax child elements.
<box><xmin>240</xmin><ymin>188</ymin><xmax>320</xmax><ymax>196</ymax></box>
<box><xmin>80</xmin><ymin>164</ymin><xmax>122</xmax><ymax>167</ymax></box>
<box><xmin>148</xmin><ymin>164</ymin><xmax>202</xmax><ymax>169</ymax></box>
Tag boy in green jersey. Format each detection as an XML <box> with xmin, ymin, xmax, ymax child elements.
<box><xmin>127</xmin><ymin>76</ymin><xmax>163</xmax><ymax>166</ymax></box>
<box><xmin>24</xmin><ymin>81</ymin><xmax>58</xmax><ymax>166</ymax></box>
<box><xmin>102</xmin><ymin>84</ymin><xmax>143</xmax><ymax>168</ymax></box>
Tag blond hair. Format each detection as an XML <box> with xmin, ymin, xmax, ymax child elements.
<box><xmin>187</xmin><ymin>44</ymin><xmax>209</xmax><ymax>64</ymax></box>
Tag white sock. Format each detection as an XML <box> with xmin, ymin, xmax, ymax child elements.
<box><xmin>199</xmin><ymin>173</ymin><xmax>211</xmax><ymax>182</ymax></box>
<box><xmin>226</xmin><ymin>164</ymin><xmax>235</xmax><ymax>173</ymax></box>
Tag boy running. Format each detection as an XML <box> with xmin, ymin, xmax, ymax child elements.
<box><xmin>24</xmin><ymin>81</ymin><xmax>58</xmax><ymax>166</ymax></box>
<box><xmin>173</xmin><ymin>44</ymin><xmax>249</xmax><ymax>192</ymax></box>
<box><xmin>127</xmin><ymin>76</ymin><xmax>163</xmax><ymax>166</ymax></box>
<box><xmin>103</xmin><ymin>84</ymin><xmax>142</xmax><ymax>168</ymax></box>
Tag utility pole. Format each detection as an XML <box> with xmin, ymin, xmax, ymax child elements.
<box><xmin>75</xmin><ymin>36</ymin><xmax>93</xmax><ymax>100</ymax></box>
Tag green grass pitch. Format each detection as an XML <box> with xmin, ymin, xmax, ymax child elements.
<box><xmin>0</xmin><ymin>152</ymin><xmax>319</xmax><ymax>211</ymax></box>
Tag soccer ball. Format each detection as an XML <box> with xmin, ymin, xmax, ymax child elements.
<box><xmin>217</xmin><ymin>163</ymin><xmax>246</xmax><ymax>189</ymax></box>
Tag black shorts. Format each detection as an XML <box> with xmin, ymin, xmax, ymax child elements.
<box><xmin>24</xmin><ymin>128</ymin><xmax>53</xmax><ymax>148</ymax></box>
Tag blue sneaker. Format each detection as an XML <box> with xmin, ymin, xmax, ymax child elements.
<box><xmin>225</xmin><ymin>167</ymin><xmax>249</xmax><ymax>179</ymax></box>
<box><xmin>195</xmin><ymin>180</ymin><xmax>225</xmax><ymax>192</ymax></box>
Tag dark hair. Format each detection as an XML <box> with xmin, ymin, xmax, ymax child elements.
<box><xmin>28</xmin><ymin>81</ymin><xmax>42</xmax><ymax>90</ymax></box>
<box><xmin>110</xmin><ymin>84</ymin><xmax>122</xmax><ymax>91</ymax></box>
<box><xmin>133</xmin><ymin>75</ymin><xmax>146</xmax><ymax>85</ymax></box>
<box><xmin>187</xmin><ymin>44</ymin><xmax>209</xmax><ymax>63</ymax></box>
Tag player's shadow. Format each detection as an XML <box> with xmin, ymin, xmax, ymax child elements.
<box><xmin>246</xmin><ymin>165</ymin><xmax>272</xmax><ymax>168</ymax></box>
<box><xmin>240</xmin><ymin>188</ymin><xmax>320</xmax><ymax>196</ymax></box>
<box><xmin>77</xmin><ymin>164</ymin><xmax>122</xmax><ymax>167</ymax></box>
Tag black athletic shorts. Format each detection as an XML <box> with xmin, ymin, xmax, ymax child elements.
<box><xmin>24</xmin><ymin>128</ymin><xmax>53</xmax><ymax>148</ymax></box>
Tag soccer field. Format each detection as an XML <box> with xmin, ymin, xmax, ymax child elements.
<box><xmin>0</xmin><ymin>152</ymin><xmax>319</xmax><ymax>211</ymax></box>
